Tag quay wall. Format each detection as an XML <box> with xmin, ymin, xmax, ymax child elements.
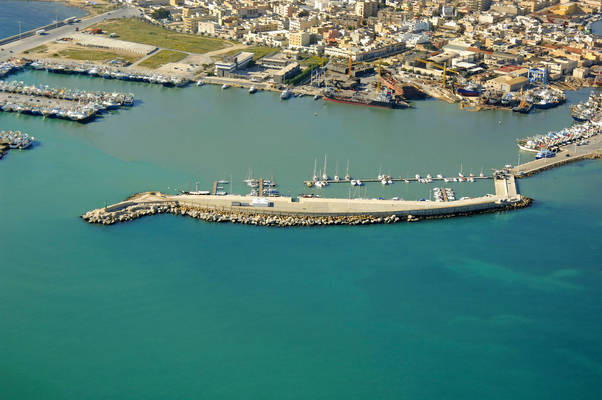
<box><xmin>513</xmin><ymin>151</ymin><xmax>601</xmax><ymax>178</ymax></box>
<box><xmin>82</xmin><ymin>193</ymin><xmax>532</xmax><ymax>227</ymax></box>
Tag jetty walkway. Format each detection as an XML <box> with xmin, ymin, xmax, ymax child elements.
<box><xmin>511</xmin><ymin>133</ymin><xmax>602</xmax><ymax>177</ymax></box>
<box><xmin>82</xmin><ymin>174</ymin><xmax>529</xmax><ymax>227</ymax></box>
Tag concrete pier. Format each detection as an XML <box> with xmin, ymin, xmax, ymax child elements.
<box><xmin>82</xmin><ymin>175</ymin><xmax>529</xmax><ymax>227</ymax></box>
<box><xmin>0</xmin><ymin>92</ymin><xmax>87</xmax><ymax>110</ymax></box>
<box><xmin>511</xmin><ymin>134</ymin><xmax>602</xmax><ymax>178</ymax></box>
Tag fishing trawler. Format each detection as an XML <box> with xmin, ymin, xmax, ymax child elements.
<box><xmin>323</xmin><ymin>88</ymin><xmax>405</xmax><ymax>109</ymax></box>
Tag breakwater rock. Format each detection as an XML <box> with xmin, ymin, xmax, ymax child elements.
<box><xmin>81</xmin><ymin>196</ymin><xmax>533</xmax><ymax>227</ymax></box>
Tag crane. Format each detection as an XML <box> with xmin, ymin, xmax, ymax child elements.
<box><xmin>415</xmin><ymin>58</ymin><xmax>459</xmax><ymax>88</ymax></box>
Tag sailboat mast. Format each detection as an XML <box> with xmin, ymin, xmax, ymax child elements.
<box><xmin>345</xmin><ymin>160</ymin><xmax>350</xmax><ymax>180</ymax></box>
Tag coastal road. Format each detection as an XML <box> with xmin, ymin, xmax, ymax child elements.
<box><xmin>0</xmin><ymin>7</ymin><xmax>138</xmax><ymax>62</ymax></box>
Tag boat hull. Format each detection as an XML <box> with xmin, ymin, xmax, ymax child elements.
<box><xmin>457</xmin><ymin>88</ymin><xmax>481</xmax><ymax>97</ymax></box>
<box><xmin>534</xmin><ymin>101</ymin><xmax>561</xmax><ymax>109</ymax></box>
<box><xmin>323</xmin><ymin>95</ymin><xmax>404</xmax><ymax>109</ymax></box>
<box><xmin>513</xmin><ymin>105</ymin><xmax>533</xmax><ymax>114</ymax></box>
<box><xmin>517</xmin><ymin>143</ymin><xmax>540</xmax><ymax>153</ymax></box>
<box><xmin>571</xmin><ymin>115</ymin><xmax>589</xmax><ymax>122</ymax></box>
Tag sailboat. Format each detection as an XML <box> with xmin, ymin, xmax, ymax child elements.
<box><xmin>334</xmin><ymin>162</ymin><xmax>340</xmax><ymax>182</ymax></box>
<box><xmin>321</xmin><ymin>155</ymin><xmax>329</xmax><ymax>181</ymax></box>
<box><xmin>344</xmin><ymin>160</ymin><xmax>351</xmax><ymax>180</ymax></box>
<box><xmin>312</xmin><ymin>158</ymin><xmax>318</xmax><ymax>182</ymax></box>
<box><xmin>315</xmin><ymin>168</ymin><xmax>328</xmax><ymax>187</ymax></box>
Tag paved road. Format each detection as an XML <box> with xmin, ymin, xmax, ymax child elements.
<box><xmin>0</xmin><ymin>7</ymin><xmax>138</xmax><ymax>62</ymax></box>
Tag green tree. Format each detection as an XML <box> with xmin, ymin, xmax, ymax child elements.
<box><xmin>151</xmin><ymin>8</ymin><xmax>171</xmax><ymax>20</ymax></box>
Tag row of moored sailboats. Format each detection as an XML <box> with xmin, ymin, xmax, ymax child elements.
<box><xmin>307</xmin><ymin>156</ymin><xmax>483</xmax><ymax>188</ymax></box>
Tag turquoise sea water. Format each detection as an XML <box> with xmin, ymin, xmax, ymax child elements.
<box><xmin>0</xmin><ymin>1</ymin><xmax>86</xmax><ymax>39</ymax></box>
<box><xmin>1</xmin><ymin>72</ymin><xmax>601</xmax><ymax>398</ymax></box>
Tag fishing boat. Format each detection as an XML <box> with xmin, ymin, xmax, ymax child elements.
<box><xmin>249</xmin><ymin>86</ymin><xmax>257</xmax><ymax>94</ymax></box>
<box><xmin>512</xmin><ymin>102</ymin><xmax>533</xmax><ymax>114</ymax></box>
<box><xmin>517</xmin><ymin>139</ymin><xmax>542</xmax><ymax>153</ymax></box>
<box><xmin>323</xmin><ymin>88</ymin><xmax>405</xmax><ymax>109</ymax></box>
<box><xmin>456</xmin><ymin>83</ymin><xmax>482</xmax><ymax>97</ymax></box>
<box><xmin>280</xmin><ymin>89</ymin><xmax>292</xmax><ymax>100</ymax></box>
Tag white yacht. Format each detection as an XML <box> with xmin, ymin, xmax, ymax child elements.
<box><xmin>280</xmin><ymin>89</ymin><xmax>292</xmax><ymax>100</ymax></box>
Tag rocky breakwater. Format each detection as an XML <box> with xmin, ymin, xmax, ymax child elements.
<box><xmin>81</xmin><ymin>192</ymin><xmax>533</xmax><ymax>227</ymax></box>
<box><xmin>81</xmin><ymin>200</ymin><xmax>409</xmax><ymax>226</ymax></box>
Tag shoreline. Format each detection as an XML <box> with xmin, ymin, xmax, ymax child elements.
<box><xmin>38</xmin><ymin>0</ymin><xmax>89</xmax><ymax>15</ymax></box>
<box><xmin>40</xmin><ymin>0</ymin><xmax>118</xmax><ymax>17</ymax></box>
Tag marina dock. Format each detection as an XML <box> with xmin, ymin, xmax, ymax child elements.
<box><xmin>0</xmin><ymin>91</ymin><xmax>99</xmax><ymax>121</ymax></box>
<box><xmin>82</xmin><ymin>174</ymin><xmax>528</xmax><ymax>227</ymax></box>
<box><xmin>0</xmin><ymin>130</ymin><xmax>35</xmax><ymax>161</ymax></box>
<box><xmin>0</xmin><ymin>81</ymin><xmax>134</xmax><ymax>122</ymax></box>
<box><xmin>304</xmin><ymin>175</ymin><xmax>490</xmax><ymax>187</ymax></box>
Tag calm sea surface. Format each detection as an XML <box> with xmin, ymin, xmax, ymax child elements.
<box><xmin>0</xmin><ymin>0</ymin><xmax>86</xmax><ymax>39</ymax></box>
<box><xmin>1</xmin><ymin>10</ymin><xmax>601</xmax><ymax>400</ymax></box>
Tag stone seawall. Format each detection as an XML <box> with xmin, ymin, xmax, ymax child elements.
<box><xmin>81</xmin><ymin>197</ymin><xmax>533</xmax><ymax>227</ymax></box>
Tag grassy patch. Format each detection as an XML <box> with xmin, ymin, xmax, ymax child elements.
<box><xmin>138</xmin><ymin>50</ymin><xmax>187</xmax><ymax>69</ymax></box>
<box><xmin>285</xmin><ymin>56</ymin><xmax>327</xmax><ymax>85</ymax></box>
<box><xmin>90</xmin><ymin>19</ymin><xmax>231</xmax><ymax>54</ymax></box>
<box><xmin>301</xmin><ymin>56</ymin><xmax>328</xmax><ymax>66</ymax></box>
<box><xmin>224</xmin><ymin>46</ymin><xmax>280</xmax><ymax>60</ymax></box>
<box><xmin>26</xmin><ymin>44</ymin><xmax>48</xmax><ymax>54</ymax></box>
<box><xmin>56</xmin><ymin>48</ymin><xmax>140</xmax><ymax>63</ymax></box>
